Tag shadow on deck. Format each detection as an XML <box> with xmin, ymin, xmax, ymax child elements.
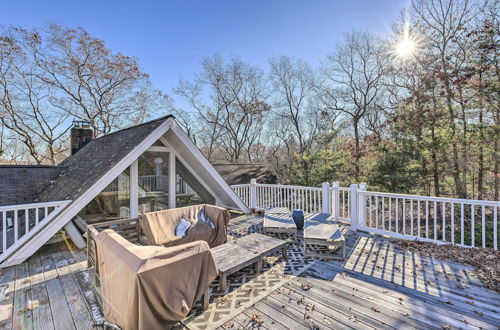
<box><xmin>0</xmin><ymin>214</ymin><xmax>498</xmax><ymax>330</ymax></box>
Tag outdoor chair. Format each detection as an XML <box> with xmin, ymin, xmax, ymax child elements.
<box><xmin>95</xmin><ymin>229</ymin><xmax>218</xmax><ymax>330</ymax></box>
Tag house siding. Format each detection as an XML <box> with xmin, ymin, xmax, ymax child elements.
<box><xmin>0</xmin><ymin>166</ymin><xmax>63</xmax><ymax>206</ymax></box>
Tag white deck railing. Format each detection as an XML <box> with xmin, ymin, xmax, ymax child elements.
<box><xmin>357</xmin><ymin>189</ymin><xmax>499</xmax><ymax>250</ymax></box>
<box><xmin>231</xmin><ymin>180</ymin><xmax>499</xmax><ymax>250</ymax></box>
<box><xmin>231</xmin><ymin>184</ymin><xmax>251</xmax><ymax>207</ymax></box>
<box><xmin>232</xmin><ymin>182</ymin><xmax>326</xmax><ymax>214</ymax></box>
<box><xmin>0</xmin><ymin>200</ymin><xmax>71</xmax><ymax>262</ymax></box>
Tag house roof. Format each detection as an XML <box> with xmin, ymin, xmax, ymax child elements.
<box><xmin>0</xmin><ymin>165</ymin><xmax>63</xmax><ymax>206</ymax></box>
<box><xmin>36</xmin><ymin>115</ymin><xmax>174</xmax><ymax>203</ymax></box>
<box><xmin>4</xmin><ymin>115</ymin><xmax>249</xmax><ymax>267</ymax></box>
<box><xmin>213</xmin><ymin>164</ymin><xmax>277</xmax><ymax>185</ymax></box>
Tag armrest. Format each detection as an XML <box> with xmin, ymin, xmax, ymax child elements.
<box><xmin>204</xmin><ymin>205</ymin><xmax>231</xmax><ymax>227</ymax></box>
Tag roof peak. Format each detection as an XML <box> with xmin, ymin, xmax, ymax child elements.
<box><xmin>92</xmin><ymin>114</ymin><xmax>175</xmax><ymax>142</ymax></box>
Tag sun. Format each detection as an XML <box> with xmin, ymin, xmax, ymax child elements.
<box><xmin>395</xmin><ymin>38</ymin><xmax>416</xmax><ymax>58</ymax></box>
<box><xmin>392</xmin><ymin>9</ymin><xmax>420</xmax><ymax>60</ymax></box>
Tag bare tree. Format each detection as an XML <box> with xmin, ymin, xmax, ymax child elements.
<box><xmin>269</xmin><ymin>55</ymin><xmax>315</xmax><ymax>154</ymax></box>
<box><xmin>0</xmin><ymin>24</ymin><xmax>171</xmax><ymax>164</ymax></box>
<box><xmin>175</xmin><ymin>55</ymin><xmax>270</xmax><ymax>163</ymax></box>
<box><xmin>6</xmin><ymin>25</ymin><xmax>169</xmax><ymax>136</ymax></box>
<box><xmin>411</xmin><ymin>0</ymin><xmax>476</xmax><ymax>198</ymax></box>
<box><xmin>0</xmin><ymin>30</ymin><xmax>70</xmax><ymax>164</ymax></box>
<box><xmin>318</xmin><ymin>31</ymin><xmax>389</xmax><ymax>180</ymax></box>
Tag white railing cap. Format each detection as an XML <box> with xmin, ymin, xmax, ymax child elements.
<box><xmin>359</xmin><ymin>191</ymin><xmax>500</xmax><ymax>207</ymax></box>
<box><xmin>0</xmin><ymin>200</ymin><xmax>72</xmax><ymax>212</ymax></box>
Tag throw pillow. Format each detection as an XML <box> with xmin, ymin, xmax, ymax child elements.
<box><xmin>198</xmin><ymin>209</ymin><xmax>216</xmax><ymax>229</ymax></box>
<box><xmin>175</xmin><ymin>217</ymin><xmax>191</xmax><ymax>237</ymax></box>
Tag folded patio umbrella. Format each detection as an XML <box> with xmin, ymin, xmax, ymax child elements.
<box><xmin>96</xmin><ymin>229</ymin><xmax>218</xmax><ymax>330</ymax></box>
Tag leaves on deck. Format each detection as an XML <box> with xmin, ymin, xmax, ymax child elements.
<box><xmin>395</xmin><ymin>239</ymin><xmax>500</xmax><ymax>292</ymax></box>
<box><xmin>250</xmin><ymin>313</ymin><xmax>264</xmax><ymax>326</ymax></box>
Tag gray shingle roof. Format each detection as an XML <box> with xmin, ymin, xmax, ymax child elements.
<box><xmin>0</xmin><ymin>166</ymin><xmax>63</xmax><ymax>206</ymax></box>
<box><xmin>36</xmin><ymin>115</ymin><xmax>173</xmax><ymax>203</ymax></box>
<box><xmin>212</xmin><ymin>164</ymin><xmax>277</xmax><ymax>185</ymax></box>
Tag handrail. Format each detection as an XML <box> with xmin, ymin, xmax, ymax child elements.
<box><xmin>0</xmin><ymin>200</ymin><xmax>72</xmax><ymax>212</ymax></box>
<box><xmin>231</xmin><ymin>180</ymin><xmax>498</xmax><ymax>250</ymax></box>
<box><xmin>253</xmin><ymin>183</ymin><xmax>322</xmax><ymax>191</ymax></box>
<box><xmin>359</xmin><ymin>191</ymin><xmax>500</xmax><ymax>207</ymax></box>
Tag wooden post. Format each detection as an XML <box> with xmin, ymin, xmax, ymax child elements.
<box><xmin>322</xmin><ymin>182</ymin><xmax>330</xmax><ymax>214</ymax></box>
<box><xmin>332</xmin><ymin>181</ymin><xmax>340</xmax><ymax>220</ymax></box>
<box><xmin>358</xmin><ymin>183</ymin><xmax>367</xmax><ymax>231</ymax></box>
<box><xmin>250</xmin><ymin>179</ymin><xmax>257</xmax><ymax>210</ymax></box>
<box><xmin>349</xmin><ymin>184</ymin><xmax>359</xmax><ymax>230</ymax></box>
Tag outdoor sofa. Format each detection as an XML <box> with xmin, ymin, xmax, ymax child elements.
<box><xmin>138</xmin><ymin>204</ymin><xmax>231</xmax><ymax>248</ymax></box>
<box><xmin>87</xmin><ymin>204</ymin><xmax>231</xmax><ymax>329</ymax></box>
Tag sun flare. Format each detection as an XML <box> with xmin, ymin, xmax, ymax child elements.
<box><xmin>396</xmin><ymin>38</ymin><xmax>416</xmax><ymax>58</ymax></box>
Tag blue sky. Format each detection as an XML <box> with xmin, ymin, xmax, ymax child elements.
<box><xmin>0</xmin><ymin>0</ymin><xmax>405</xmax><ymax>95</ymax></box>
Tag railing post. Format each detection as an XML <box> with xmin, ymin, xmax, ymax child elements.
<box><xmin>322</xmin><ymin>182</ymin><xmax>330</xmax><ymax>214</ymax></box>
<box><xmin>349</xmin><ymin>184</ymin><xmax>359</xmax><ymax>231</ymax></box>
<box><xmin>358</xmin><ymin>183</ymin><xmax>367</xmax><ymax>231</ymax></box>
<box><xmin>250</xmin><ymin>179</ymin><xmax>257</xmax><ymax>210</ymax></box>
<box><xmin>332</xmin><ymin>181</ymin><xmax>340</xmax><ymax>220</ymax></box>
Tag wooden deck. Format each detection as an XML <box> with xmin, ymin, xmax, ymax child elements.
<box><xmin>1</xmin><ymin>214</ymin><xmax>499</xmax><ymax>330</ymax></box>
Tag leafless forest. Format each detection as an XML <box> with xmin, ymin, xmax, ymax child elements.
<box><xmin>1</xmin><ymin>0</ymin><xmax>498</xmax><ymax>199</ymax></box>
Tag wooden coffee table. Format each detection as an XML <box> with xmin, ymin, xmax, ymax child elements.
<box><xmin>212</xmin><ymin>233</ymin><xmax>289</xmax><ymax>291</ymax></box>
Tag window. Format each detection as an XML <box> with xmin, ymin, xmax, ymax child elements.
<box><xmin>175</xmin><ymin>157</ymin><xmax>215</xmax><ymax>207</ymax></box>
<box><xmin>78</xmin><ymin>168</ymin><xmax>130</xmax><ymax>224</ymax></box>
<box><xmin>138</xmin><ymin>151</ymin><xmax>170</xmax><ymax>213</ymax></box>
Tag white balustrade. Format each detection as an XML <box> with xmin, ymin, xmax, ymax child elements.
<box><xmin>358</xmin><ymin>191</ymin><xmax>499</xmax><ymax>249</ymax></box>
<box><xmin>231</xmin><ymin>180</ymin><xmax>499</xmax><ymax>250</ymax></box>
<box><xmin>0</xmin><ymin>200</ymin><xmax>71</xmax><ymax>261</ymax></box>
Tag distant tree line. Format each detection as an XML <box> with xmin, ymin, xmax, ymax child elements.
<box><xmin>0</xmin><ymin>0</ymin><xmax>498</xmax><ymax>200</ymax></box>
<box><xmin>174</xmin><ymin>0</ymin><xmax>499</xmax><ymax>200</ymax></box>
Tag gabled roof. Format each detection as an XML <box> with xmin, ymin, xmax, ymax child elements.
<box><xmin>36</xmin><ymin>115</ymin><xmax>173</xmax><ymax>203</ymax></box>
<box><xmin>213</xmin><ymin>164</ymin><xmax>277</xmax><ymax>185</ymax></box>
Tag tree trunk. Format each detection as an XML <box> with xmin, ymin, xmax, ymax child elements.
<box><xmin>431</xmin><ymin>125</ymin><xmax>441</xmax><ymax>197</ymax></box>
<box><xmin>353</xmin><ymin>118</ymin><xmax>360</xmax><ymax>181</ymax></box>
<box><xmin>478</xmin><ymin>107</ymin><xmax>484</xmax><ymax>200</ymax></box>
<box><xmin>441</xmin><ymin>58</ymin><xmax>465</xmax><ymax>198</ymax></box>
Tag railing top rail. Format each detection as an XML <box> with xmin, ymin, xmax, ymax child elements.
<box><xmin>331</xmin><ymin>187</ymin><xmax>350</xmax><ymax>191</ymax></box>
<box><xmin>0</xmin><ymin>200</ymin><xmax>72</xmax><ymax>212</ymax></box>
<box><xmin>359</xmin><ymin>190</ymin><xmax>500</xmax><ymax>207</ymax></box>
<box><xmin>230</xmin><ymin>184</ymin><xmax>251</xmax><ymax>188</ymax></box>
<box><xmin>254</xmin><ymin>183</ymin><xmax>322</xmax><ymax>191</ymax></box>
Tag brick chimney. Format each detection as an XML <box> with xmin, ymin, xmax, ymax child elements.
<box><xmin>71</xmin><ymin>120</ymin><xmax>94</xmax><ymax>155</ymax></box>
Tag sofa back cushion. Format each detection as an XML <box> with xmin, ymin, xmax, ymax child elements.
<box><xmin>139</xmin><ymin>204</ymin><xmax>230</xmax><ymax>248</ymax></box>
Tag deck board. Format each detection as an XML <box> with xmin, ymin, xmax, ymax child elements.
<box><xmin>39</xmin><ymin>246</ymin><xmax>77</xmax><ymax>330</ymax></box>
<box><xmin>0</xmin><ymin>214</ymin><xmax>498</xmax><ymax>330</ymax></box>
<box><xmin>0</xmin><ymin>263</ymin><xmax>16</xmax><ymax>329</ymax></box>
<box><xmin>29</xmin><ymin>253</ymin><xmax>55</xmax><ymax>330</ymax></box>
<box><xmin>12</xmin><ymin>261</ymin><xmax>33</xmax><ymax>330</ymax></box>
<box><xmin>51</xmin><ymin>248</ymin><xmax>94</xmax><ymax>330</ymax></box>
